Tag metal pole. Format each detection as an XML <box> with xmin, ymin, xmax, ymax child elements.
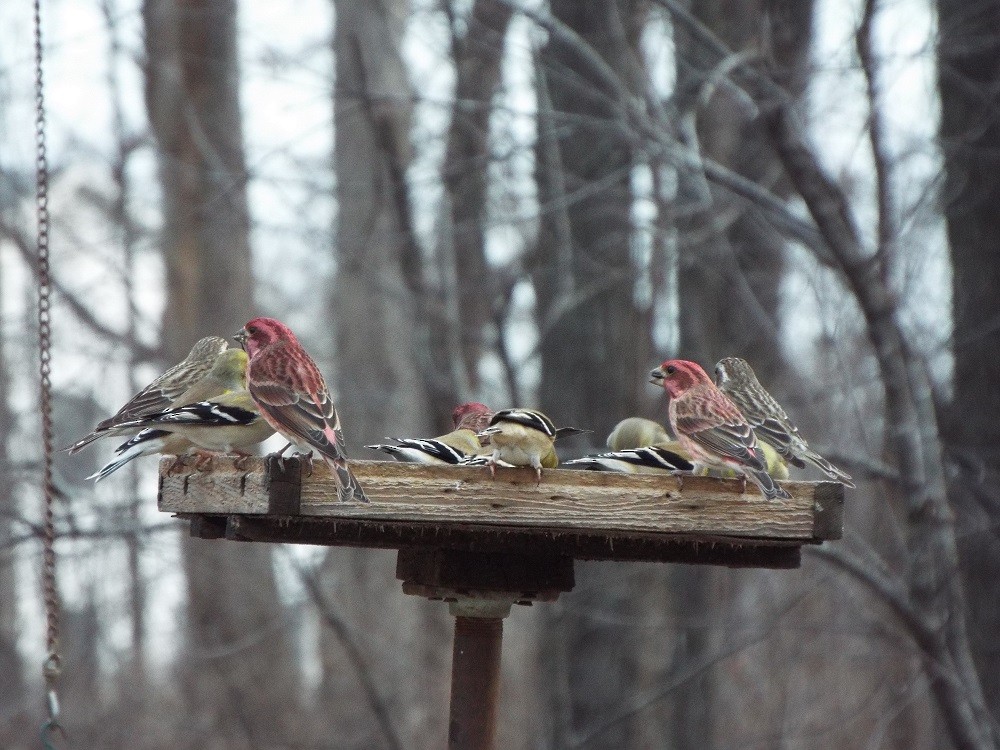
<box><xmin>448</xmin><ymin>601</ymin><xmax>510</xmax><ymax>750</ymax></box>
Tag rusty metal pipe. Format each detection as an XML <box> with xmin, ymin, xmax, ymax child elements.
<box><xmin>449</xmin><ymin>615</ymin><xmax>504</xmax><ymax>750</ymax></box>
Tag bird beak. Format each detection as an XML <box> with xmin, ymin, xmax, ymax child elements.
<box><xmin>649</xmin><ymin>367</ymin><xmax>664</xmax><ymax>386</ymax></box>
<box><xmin>234</xmin><ymin>329</ymin><xmax>248</xmax><ymax>348</ymax></box>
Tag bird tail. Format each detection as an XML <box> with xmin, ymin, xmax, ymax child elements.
<box><xmin>87</xmin><ymin>430</ymin><xmax>168</xmax><ymax>482</ymax></box>
<box><xmin>746</xmin><ymin>467</ymin><xmax>791</xmax><ymax>501</ymax></box>
<box><xmin>324</xmin><ymin>456</ymin><xmax>369</xmax><ymax>503</ymax></box>
<box><xmin>803</xmin><ymin>449</ymin><xmax>855</xmax><ymax>488</ymax></box>
<box><xmin>65</xmin><ymin>431</ymin><xmax>103</xmax><ymax>455</ymax></box>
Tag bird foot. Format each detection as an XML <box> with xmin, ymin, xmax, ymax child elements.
<box><xmin>232</xmin><ymin>452</ymin><xmax>252</xmax><ymax>471</ymax></box>
<box><xmin>297</xmin><ymin>451</ymin><xmax>314</xmax><ymax>478</ymax></box>
<box><xmin>193</xmin><ymin>451</ymin><xmax>215</xmax><ymax>472</ymax></box>
<box><xmin>740</xmin><ymin>476</ymin><xmax>747</xmax><ymax>494</ymax></box>
<box><xmin>670</xmin><ymin>469</ymin><xmax>691</xmax><ymax>492</ymax></box>
<box><xmin>166</xmin><ymin>455</ymin><xmax>188</xmax><ymax>475</ymax></box>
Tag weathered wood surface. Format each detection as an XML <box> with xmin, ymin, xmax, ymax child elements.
<box><xmin>158</xmin><ymin>455</ymin><xmax>843</xmax><ymax>568</ymax></box>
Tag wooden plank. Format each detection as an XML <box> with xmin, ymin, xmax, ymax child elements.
<box><xmin>159</xmin><ymin>456</ymin><xmax>842</xmax><ymax>542</ymax></box>
<box><xmin>184</xmin><ymin>514</ymin><xmax>803</xmax><ymax>568</ymax></box>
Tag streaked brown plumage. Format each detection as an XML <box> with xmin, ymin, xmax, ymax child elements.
<box><xmin>714</xmin><ymin>357</ymin><xmax>854</xmax><ymax>488</ymax></box>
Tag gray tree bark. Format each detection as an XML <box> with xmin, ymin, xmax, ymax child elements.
<box><xmin>440</xmin><ymin>0</ymin><xmax>513</xmax><ymax>405</ymax></box>
<box><xmin>321</xmin><ymin>1</ymin><xmax>447</xmax><ymax>746</ymax></box>
<box><xmin>938</xmin><ymin>0</ymin><xmax>1000</xmax><ymax>727</ymax></box>
<box><xmin>532</xmin><ymin>2</ymin><xmax>649</xmax><ymax>746</ymax></box>
<box><xmin>143</xmin><ymin>1</ymin><xmax>300</xmax><ymax>745</ymax></box>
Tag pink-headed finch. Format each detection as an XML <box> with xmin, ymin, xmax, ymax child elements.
<box><xmin>451</xmin><ymin>402</ymin><xmax>494</xmax><ymax>434</ymax></box>
<box><xmin>650</xmin><ymin>359</ymin><xmax>790</xmax><ymax>501</ymax></box>
<box><xmin>236</xmin><ymin>317</ymin><xmax>368</xmax><ymax>503</ymax></box>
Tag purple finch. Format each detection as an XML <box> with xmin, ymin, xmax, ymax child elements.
<box><xmin>650</xmin><ymin>359</ymin><xmax>790</xmax><ymax>501</ymax></box>
<box><xmin>236</xmin><ymin>317</ymin><xmax>368</xmax><ymax>503</ymax></box>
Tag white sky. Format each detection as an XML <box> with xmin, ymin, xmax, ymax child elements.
<box><xmin>0</xmin><ymin>0</ymin><xmax>945</xmax><ymax>681</ymax></box>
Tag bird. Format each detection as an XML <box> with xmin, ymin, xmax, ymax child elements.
<box><xmin>565</xmin><ymin>443</ymin><xmax>694</xmax><ymax>474</ymax></box>
<box><xmin>66</xmin><ymin>336</ymin><xmax>228</xmax><ymax>453</ymax></box>
<box><xmin>87</xmin><ymin>348</ymin><xmax>259</xmax><ymax>481</ymax></box>
<box><xmin>606</xmin><ymin>417</ymin><xmax>671</xmax><ymax>451</ymax></box>
<box><xmin>650</xmin><ymin>359</ymin><xmax>791</xmax><ymax>501</ymax></box>
<box><xmin>88</xmin><ymin>429</ymin><xmax>192</xmax><ymax>482</ymax></box>
<box><xmin>236</xmin><ymin>317</ymin><xmax>369</xmax><ymax>503</ymax></box>
<box><xmin>366</xmin><ymin>428</ymin><xmax>486</xmax><ymax>465</ymax></box>
<box><xmin>713</xmin><ymin>357</ymin><xmax>854</xmax><ymax>487</ymax></box>
<box><xmin>451</xmin><ymin>402</ymin><xmax>494</xmax><ymax>434</ymax></box>
<box><xmin>451</xmin><ymin>401</ymin><xmax>568</xmax><ymax>468</ymax></box>
<box><xmin>110</xmin><ymin>390</ymin><xmax>275</xmax><ymax>455</ymax></box>
<box><xmin>476</xmin><ymin>408</ymin><xmax>587</xmax><ymax>481</ymax></box>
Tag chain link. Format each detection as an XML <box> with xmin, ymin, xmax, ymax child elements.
<box><xmin>34</xmin><ymin>0</ymin><xmax>63</xmax><ymax>736</ymax></box>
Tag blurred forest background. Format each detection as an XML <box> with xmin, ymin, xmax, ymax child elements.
<box><xmin>1</xmin><ymin>0</ymin><xmax>998</xmax><ymax>747</ymax></box>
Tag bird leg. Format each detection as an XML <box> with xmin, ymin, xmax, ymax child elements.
<box><xmin>671</xmin><ymin>470</ymin><xmax>686</xmax><ymax>492</ymax></box>
<box><xmin>740</xmin><ymin>476</ymin><xmax>747</xmax><ymax>494</ymax></box>
<box><xmin>265</xmin><ymin>442</ymin><xmax>295</xmax><ymax>471</ymax></box>
<box><xmin>193</xmin><ymin>450</ymin><xmax>215</xmax><ymax>472</ymax></box>
<box><xmin>297</xmin><ymin>451</ymin><xmax>315</xmax><ymax>478</ymax></box>
<box><xmin>165</xmin><ymin>454</ymin><xmax>188</xmax><ymax>475</ymax></box>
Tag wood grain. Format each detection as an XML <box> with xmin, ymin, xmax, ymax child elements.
<box><xmin>158</xmin><ymin>456</ymin><xmax>843</xmax><ymax>543</ymax></box>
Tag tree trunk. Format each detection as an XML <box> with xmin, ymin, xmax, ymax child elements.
<box><xmin>143</xmin><ymin>1</ymin><xmax>300</xmax><ymax>745</ymax></box>
<box><xmin>0</xmin><ymin>270</ymin><xmax>27</xmax><ymax>745</ymax></box>
<box><xmin>938</xmin><ymin>0</ymin><xmax>1000</xmax><ymax>725</ymax></box>
<box><xmin>440</xmin><ymin>0</ymin><xmax>513</xmax><ymax>403</ymax></box>
<box><xmin>670</xmin><ymin>2</ymin><xmax>812</xmax><ymax>747</ymax></box>
<box><xmin>321</xmin><ymin>2</ymin><xmax>447</xmax><ymax>746</ymax></box>
<box><xmin>533</xmin><ymin>2</ymin><xmax>648</xmax><ymax>746</ymax></box>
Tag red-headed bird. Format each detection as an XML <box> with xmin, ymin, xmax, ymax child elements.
<box><xmin>451</xmin><ymin>402</ymin><xmax>494</xmax><ymax>434</ymax></box>
<box><xmin>236</xmin><ymin>317</ymin><xmax>368</xmax><ymax>503</ymax></box>
<box><xmin>649</xmin><ymin>359</ymin><xmax>790</xmax><ymax>501</ymax></box>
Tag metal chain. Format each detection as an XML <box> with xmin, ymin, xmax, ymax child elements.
<box><xmin>34</xmin><ymin>0</ymin><xmax>64</xmax><ymax>743</ymax></box>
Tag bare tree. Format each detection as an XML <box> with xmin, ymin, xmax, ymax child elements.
<box><xmin>440</xmin><ymin>0</ymin><xmax>514</xmax><ymax>400</ymax></box>
<box><xmin>938</xmin><ymin>0</ymin><xmax>1000</xmax><ymax>727</ymax></box>
<box><xmin>321</xmin><ymin>1</ymin><xmax>448</xmax><ymax>747</ymax></box>
<box><xmin>531</xmin><ymin>3</ymin><xmax>651</xmax><ymax>747</ymax></box>
<box><xmin>143</xmin><ymin>0</ymin><xmax>300</xmax><ymax>745</ymax></box>
<box><xmin>0</xmin><ymin>263</ymin><xmax>28</xmax><ymax>745</ymax></box>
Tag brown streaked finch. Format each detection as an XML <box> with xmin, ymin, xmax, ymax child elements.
<box><xmin>235</xmin><ymin>317</ymin><xmax>368</xmax><ymax>503</ymax></box>
<box><xmin>67</xmin><ymin>336</ymin><xmax>228</xmax><ymax>453</ymax></box>
<box><xmin>606</xmin><ymin>417</ymin><xmax>671</xmax><ymax>451</ymax></box>
<box><xmin>713</xmin><ymin>357</ymin><xmax>854</xmax><ymax>488</ymax></box>
<box><xmin>650</xmin><ymin>359</ymin><xmax>791</xmax><ymax>501</ymax></box>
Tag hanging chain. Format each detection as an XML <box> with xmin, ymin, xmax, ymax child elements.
<box><xmin>34</xmin><ymin>0</ymin><xmax>64</xmax><ymax>744</ymax></box>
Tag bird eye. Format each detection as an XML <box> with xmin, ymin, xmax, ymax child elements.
<box><xmin>247</xmin><ymin>325</ymin><xmax>257</xmax><ymax>335</ymax></box>
<box><xmin>665</xmin><ymin>365</ymin><xmax>676</xmax><ymax>375</ymax></box>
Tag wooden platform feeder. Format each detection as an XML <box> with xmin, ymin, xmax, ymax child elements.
<box><xmin>159</xmin><ymin>455</ymin><xmax>843</xmax><ymax>749</ymax></box>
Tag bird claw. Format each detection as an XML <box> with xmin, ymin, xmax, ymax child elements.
<box><xmin>299</xmin><ymin>451</ymin><xmax>314</xmax><ymax>478</ymax></box>
<box><xmin>193</xmin><ymin>451</ymin><xmax>214</xmax><ymax>472</ymax></box>
<box><xmin>166</xmin><ymin>455</ymin><xmax>187</xmax><ymax>475</ymax></box>
<box><xmin>670</xmin><ymin>470</ymin><xmax>686</xmax><ymax>491</ymax></box>
<box><xmin>232</xmin><ymin>453</ymin><xmax>251</xmax><ymax>472</ymax></box>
